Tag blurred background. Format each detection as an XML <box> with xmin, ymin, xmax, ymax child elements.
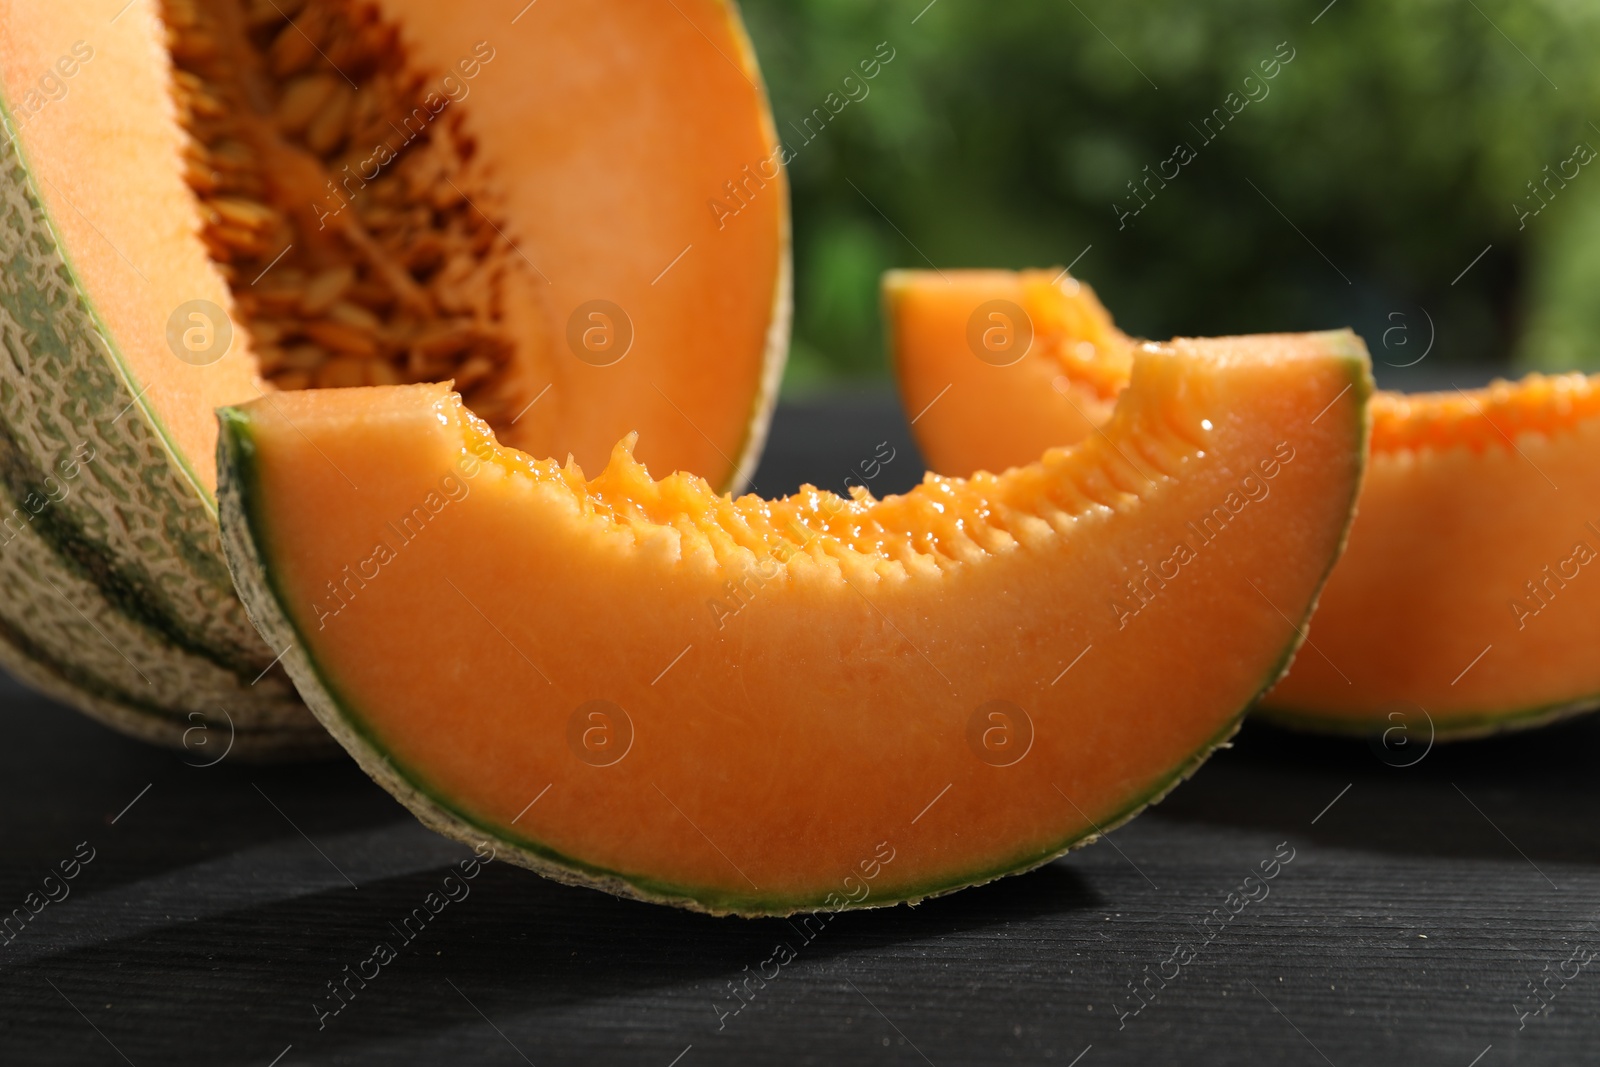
<box><xmin>738</xmin><ymin>0</ymin><xmax>1600</xmax><ymax>391</ymax></box>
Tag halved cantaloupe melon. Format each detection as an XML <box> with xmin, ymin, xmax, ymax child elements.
<box><xmin>0</xmin><ymin>0</ymin><xmax>787</xmax><ymax>753</ymax></box>
<box><xmin>888</xmin><ymin>269</ymin><xmax>1600</xmax><ymax>737</ymax></box>
<box><xmin>216</xmin><ymin>335</ymin><xmax>1370</xmax><ymax>914</ymax></box>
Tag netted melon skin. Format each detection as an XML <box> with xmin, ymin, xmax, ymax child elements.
<box><xmin>0</xmin><ymin>97</ymin><xmax>325</xmax><ymax>755</ymax></box>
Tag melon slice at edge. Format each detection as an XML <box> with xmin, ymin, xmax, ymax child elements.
<box><xmin>216</xmin><ymin>335</ymin><xmax>1370</xmax><ymax>915</ymax></box>
<box><xmin>886</xmin><ymin>268</ymin><xmax>1600</xmax><ymax>738</ymax></box>
<box><xmin>0</xmin><ymin>0</ymin><xmax>788</xmax><ymax>754</ymax></box>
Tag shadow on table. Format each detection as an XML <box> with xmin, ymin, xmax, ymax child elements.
<box><xmin>2</xmin><ymin>619</ymin><xmax>1104</xmax><ymax>1064</ymax></box>
<box><xmin>3</xmin><ymin>841</ymin><xmax>1101</xmax><ymax>1063</ymax></box>
<box><xmin>1150</xmin><ymin>708</ymin><xmax>1600</xmax><ymax>869</ymax></box>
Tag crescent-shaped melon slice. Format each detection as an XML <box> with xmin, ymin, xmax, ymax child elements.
<box><xmin>0</xmin><ymin>0</ymin><xmax>786</xmax><ymax>753</ymax></box>
<box><xmin>888</xmin><ymin>268</ymin><xmax>1600</xmax><ymax>738</ymax></box>
<box><xmin>216</xmin><ymin>335</ymin><xmax>1369</xmax><ymax>914</ymax></box>
<box><xmin>1264</xmin><ymin>382</ymin><xmax>1600</xmax><ymax>736</ymax></box>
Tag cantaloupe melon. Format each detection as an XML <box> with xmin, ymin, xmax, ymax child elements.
<box><xmin>888</xmin><ymin>269</ymin><xmax>1600</xmax><ymax>737</ymax></box>
<box><xmin>216</xmin><ymin>335</ymin><xmax>1370</xmax><ymax>914</ymax></box>
<box><xmin>0</xmin><ymin>0</ymin><xmax>787</xmax><ymax>753</ymax></box>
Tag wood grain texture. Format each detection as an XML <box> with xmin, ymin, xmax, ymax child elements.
<box><xmin>0</xmin><ymin>393</ymin><xmax>1593</xmax><ymax>1066</ymax></box>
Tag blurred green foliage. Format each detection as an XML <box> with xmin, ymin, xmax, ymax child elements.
<box><xmin>736</xmin><ymin>0</ymin><xmax>1600</xmax><ymax>386</ymax></box>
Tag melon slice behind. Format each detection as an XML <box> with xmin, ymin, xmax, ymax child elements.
<box><xmin>887</xmin><ymin>269</ymin><xmax>1133</xmax><ymax>478</ymax></box>
<box><xmin>1263</xmin><ymin>381</ymin><xmax>1600</xmax><ymax>736</ymax></box>
<box><xmin>0</xmin><ymin>0</ymin><xmax>787</xmax><ymax>753</ymax></box>
<box><xmin>216</xmin><ymin>335</ymin><xmax>1370</xmax><ymax>914</ymax></box>
<box><xmin>887</xmin><ymin>268</ymin><xmax>1600</xmax><ymax>737</ymax></box>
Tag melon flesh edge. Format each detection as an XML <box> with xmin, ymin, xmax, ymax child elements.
<box><xmin>0</xmin><ymin>0</ymin><xmax>788</xmax><ymax>752</ymax></box>
<box><xmin>888</xmin><ymin>269</ymin><xmax>1600</xmax><ymax>736</ymax></box>
<box><xmin>217</xmin><ymin>335</ymin><xmax>1370</xmax><ymax>915</ymax></box>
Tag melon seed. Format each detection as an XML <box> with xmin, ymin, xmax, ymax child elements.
<box><xmin>454</xmin><ymin>356</ymin><xmax>496</xmax><ymax>391</ymax></box>
<box><xmin>245</xmin><ymin>0</ymin><xmax>294</xmax><ymax>30</ymax></box>
<box><xmin>304</xmin><ymin>320</ymin><xmax>378</xmax><ymax>359</ymax></box>
<box><xmin>213</xmin><ymin>224</ymin><xmax>271</xmax><ymax>257</ymax></box>
<box><xmin>251</xmin><ymin>321</ymin><xmax>285</xmax><ymax>346</ymax></box>
<box><xmin>304</xmin><ymin>82</ymin><xmax>353</xmax><ymax>156</ymax></box>
<box><xmin>315</xmin><ymin>357</ymin><xmax>368</xmax><ymax>388</ymax></box>
<box><xmin>212</xmin><ymin>196</ymin><xmax>278</xmax><ymax>233</ymax></box>
<box><xmin>346</xmin><ymin>281</ymin><xmax>393</xmax><ymax>310</ymax></box>
<box><xmin>169</xmin><ymin>27</ymin><xmax>220</xmax><ymax>64</ymax></box>
<box><xmin>165</xmin><ymin>0</ymin><xmax>525</xmax><ymax>430</ymax></box>
<box><xmin>366</xmin><ymin>362</ymin><xmax>399</xmax><ymax>386</ymax></box>
<box><xmin>327</xmin><ymin>300</ymin><xmax>382</xmax><ymax>333</ymax></box>
<box><xmin>413</xmin><ymin>323</ymin><xmax>476</xmax><ymax>359</ymax></box>
<box><xmin>282</xmin><ymin>344</ymin><xmax>328</xmax><ymax>370</ymax></box>
<box><xmin>269</xmin><ymin>13</ymin><xmax>323</xmax><ymax>79</ymax></box>
<box><xmin>183</xmin><ymin>155</ymin><xmax>219</xmax><ymax>195</ymax></box>
<box><xmin>165</xmin><ymin>0</ymin><xmax>200</xmax><ymax>28</ymax></box>
<box><xmin>301</xmin><ymin>265</ymin><xmax>355</xmax><ymax>315</ymax></box>
<box><xmin>253</xmin><ymin>288</ymin><xmax>305</xmax><ymax>315</ymax></box>
<box><xmin>275</xmin><ymin>73</ymin><xmax>338</xmax><ymax>135</ymax></box>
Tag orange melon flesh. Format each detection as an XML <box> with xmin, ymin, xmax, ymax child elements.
<box><xmin>888</xmin><ymin>269</ymin><xmax>1600</xmax><ymax>736</ymax></box>
<box><xmin>430</xmin><ymin>0</ymin><xmax>789</xmax><ymax>486</ymax></box>
<box><xmin>886</xmin><ymin>270</ymin><xmax>1133</xmax><ymax>478</ymax></box>
<box><xmin>2</xmin><ymin>0</ymin><xmax>786</xmax><ymax>494</ymax></box>
<box><xmin>217</xmin><ymin>336</ymin><xmax>1369</xmax><ymax>914</ymax></box>
<box><xmin>1265</xmin><ymin>381</ymin><xmax>1600</xmax><ymax>734</ymax></box>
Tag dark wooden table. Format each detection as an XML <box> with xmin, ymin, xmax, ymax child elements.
<box><xmin>3</xmin><ymin>387</ymin><xmax>1594</xmax><ymax>1066</ymax></box>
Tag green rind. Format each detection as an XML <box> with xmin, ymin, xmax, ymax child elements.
<box><xmin>1256</xmin><ymin>692</ymin><xmax>1600</xmax><ymax>742</ymax></box>
<box><xmin>216</xmin><ymin>346</ymin><xmax>1372</xmax><ymax>917</ymax></box>
<box><xmin>0</xmin><ymin>606</ymin><xmax>331</xmax><ymax>760</ymax></box>
<box><xmin>0</xmin><ymin>442</ymin><xmax>323</xmax><ymax>739</ymax></box>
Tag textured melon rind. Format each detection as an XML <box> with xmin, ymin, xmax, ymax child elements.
<box><xmin>0</xmin><ymin>479</ymin><xmax>326</xmax><ymax>756</ymax></box>
<box><xmin>0</xmin><ymin>80</ymin><xmax>328</xmax><ymax>752</ymax></box>
<box><xmin>0</xmin><ymin>601</ymin><xmax>330</xmax><ymax>759</ymax></box>
<box><xmin>0</xmin><ymin>419</ymin><xmax>316</xmax><ymax>703</ymax></box>
<box><xmin>216</xmin><ymin>352</ymin><xmax>1371</xmax><ymax>916</ymax></box>
<box><xmin>0</xmin><ymin>360</ymin><xmax>321</xmax><ymax>750</ymax></box>
<box><xmin>0</xmin><ymin>103</ymin><xmax>276</xmax><ymax>671</ymax></box>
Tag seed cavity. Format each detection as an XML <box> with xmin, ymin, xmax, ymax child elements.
<box><xmin>163</xmin><ymin>0</ymin><xmax>530</xmax><ymax>429</ymax></box>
